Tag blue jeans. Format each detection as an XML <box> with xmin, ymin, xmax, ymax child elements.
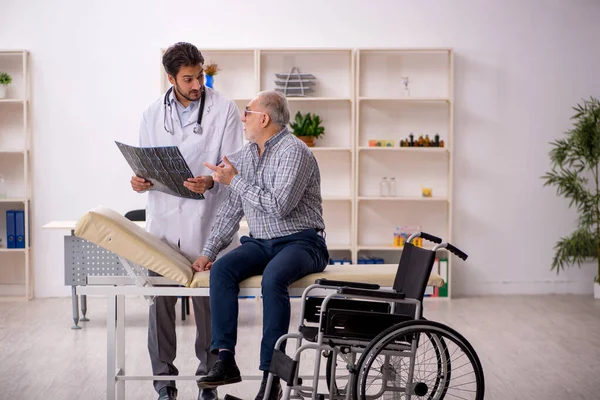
<box><xmin>209</xmin><ymin>228</ymin><xmax>329</xmax><ymax>370</ymax></box>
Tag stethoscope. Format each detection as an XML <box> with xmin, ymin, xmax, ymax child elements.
<box><xmin>163</xmin><ymin>86</ymin><xmax>206</xmax><ymax>135</ymax></box>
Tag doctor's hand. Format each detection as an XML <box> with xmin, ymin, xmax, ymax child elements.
<box><xmin>192</xmin><ymin>255</ymin><xmax>213</xmax><ymax>272</ymax></box>
<box><xmin>131</xmin><ymin>176</ymin><xmax>152</xmax><ymax>192</ymax></box>
<box><xmin>184</xmin><ymin>175</ymin><xmax>214</xmax><ymax>194</ymax></box>
<box><xmin>203</xmin><ymin>156</ymin><xmax>238</xmax><ymax>186</ymax></box>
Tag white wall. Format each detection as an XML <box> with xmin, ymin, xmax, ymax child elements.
<box><xmin>1</xmin><ymin>0</ymin><xmax>599</xmax><ymax>298</ymax></box>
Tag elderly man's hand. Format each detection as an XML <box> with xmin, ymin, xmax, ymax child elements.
<box><xmin>203</xmin><ymin>156</ymin><xmax>238</xmax><ymax>186</ymax></box>
<box><xmin>192</xmin><ymin>255</ymin><xmax>213</xmax><ymax>272</ymax></box>
<box><xmin>184</xmin><ymin>175</ymin><xmax>213</xmax><ymax>194</ymax></box>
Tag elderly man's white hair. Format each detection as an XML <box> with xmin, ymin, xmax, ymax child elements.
<box><xmin>256</xmin><ymin>90</ymin><xmax>290</xmax><ymax>128</ymax></box>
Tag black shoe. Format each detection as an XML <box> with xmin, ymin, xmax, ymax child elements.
<box><xmin>255</xmin><ymin>377</ymin><xmax>282</xmax><ymax>400</ymax></box>
<box><xmin>197</xmin><ymin>360</ymin><xmax>242</xmax><ymax>388</ymax></box>
<box><xmin>158</xmin><ymin>386</ymin><xmax>178</xmax><ymax>400</ymax></box>
<box><xmin>198</xmin><ymin>387</ymin><xmax>218</xmax><ymax>400</ymax></box>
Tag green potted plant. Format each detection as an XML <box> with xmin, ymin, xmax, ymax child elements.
<box><xmin>541</xmin><ymin>96</ymin><xmax>600</xmax><ymax>298</ymax></box>
<box><xmin>0</xmin><ymin>72</ymin><xmax>12</xmax><ymax>99</ymax></box>
<box><xmin>289</xmin><ymin>111</ymin><xmax>325</xmax><ymax>147</ymax></box>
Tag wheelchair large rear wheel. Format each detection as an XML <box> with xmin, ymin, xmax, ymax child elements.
<box><xmin>353</xmin><ymin>320</ymin><xmax>484</xmax><ymax>400</ymax></box>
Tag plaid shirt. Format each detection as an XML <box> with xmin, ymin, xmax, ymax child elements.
<box><xmin>202</xmin><ymin>127</ymin><xmax>325</xmax><ymax>260</ymax></box>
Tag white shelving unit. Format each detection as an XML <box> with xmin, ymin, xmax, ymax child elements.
<box><xmin>0</xmin><ymin>50</ymin><xmax>32</xmax><ymax>300</ymax></box>
<box><xmin>158</xmin><ymin>47</ymin><xmax>454</xmax><ymax>297</ymax></box>
<box><xmin>356</xmin><ymin>48</ymin><xmax>454</xmax><ymax>297</ymax></box>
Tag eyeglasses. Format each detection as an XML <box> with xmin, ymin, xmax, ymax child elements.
<box><xmin>244</xmin><ymin>109</ymin><xmax>265</xmax><ymax>117</ymax></box>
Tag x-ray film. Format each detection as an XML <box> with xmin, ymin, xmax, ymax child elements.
<box><xmin>116</xmin><ymin>141</ymin><xmax>204</xmax><ymax>200</ymax></box>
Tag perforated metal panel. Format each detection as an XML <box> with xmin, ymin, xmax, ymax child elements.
<box><xmin>64</xmin><ymin>236</ymin><xmax>127</xmax><ymax>285</ymax></box>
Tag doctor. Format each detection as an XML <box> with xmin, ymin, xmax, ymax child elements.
<box><xmin>130</xmin><ymin>42</ymin><xmax>243</xmax><ymax>400</ymax></box>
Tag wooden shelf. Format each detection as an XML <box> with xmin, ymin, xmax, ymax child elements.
<box><xmin>287</xmin><ymin>97</ymin><xmax>352</xmax><ymax>102</ymax></box>
<box><xmin>327</xmin><ymin>244</ymin><xmax>352</xmax><ymax>251</ymax></box>
<box><xmin>358</xmin><ymin>147</ymin><xmax>448</xmax><ymax>153</ymax></box>
<box><xmin>358</xmin><ymin>196</ymin><xmax>448</xmax><ymax>202</ymax></box>
<box><xmin>0</xmin><ymin>198</ymin><xmax>27</xmax><ymax>203</ymax></box>
<box><xmin>357</xmin><ymin>245</ymin><xmax>440</xmax><ymax>251</ymax></box>
<box><xmin>322</xmin><ymin>196</ymin><xmax>352</xmax><ymax>201</ymax></box>
<box><xmin>0</xmin><ymin>99</ymin><xmax>26</xmax><ymax>104</ymax></box>
<box><xmin>0</xmin><ymin>248</ymin><xmax>28</xmax><ymax>253</ymax></box>
<box><xmin>359</xmin><ymin>97</ymin><xmax>450</xmax><ymax>103</ymax></box>
<box><xmin>310</xmin><ymin>147</ymin><xmax>352</xmax><ymax>152</ymax></box>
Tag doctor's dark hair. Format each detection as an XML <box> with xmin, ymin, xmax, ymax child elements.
<box><xmin>162</xmin><ymin>42</ymin><xmax>205</xmax><ymax>78</ymax></box>
<box><xmin>257</xmin><ymin>90</ymin><xmax>290</xmax><ymax>128</ymax></box>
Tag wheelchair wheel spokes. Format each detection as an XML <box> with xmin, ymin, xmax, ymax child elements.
<box><xmin>353</xmin><ymin>321</ymin><xmax>484</xmax><ymax>400</ymax></box>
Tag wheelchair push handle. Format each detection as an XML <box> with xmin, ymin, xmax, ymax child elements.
<box><xmin>445</xmin><ymin>243</ymin><xmax>468</xmax><ymax>260</ymax></box>
<box><xmin>430</xmin><ymin>241</ymin><xmax>468</xmax><ymax>261</ymax></box>
<box><xmin>408</xmin><ymin>231</ymin><xmax>442</xmax><ymax>244</ymax></box>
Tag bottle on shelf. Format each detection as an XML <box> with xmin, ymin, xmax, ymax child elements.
<box><xmin>380</xmin><ymin>177</ymin><xmax>389</xmax><ymax>197</ymax></box>
<box><xmin>393</xmin><ymin>226</ymin><xmax>401</xmax><ymax>247</ymax></box>
<box><xmin>389</xmin><ymin>177</ymin><xmax>396</xmax><ymax>197</ymax></box>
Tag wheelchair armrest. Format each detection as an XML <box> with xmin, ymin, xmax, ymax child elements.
<box><xmin>337</xmin><ymin>286</ymin><xmax>406</xmax><ymax>300</ymax></box>
<box><xmin>314</xmin><ymin>278</ymin><xmax>380</xmax><ymax>290</ymax></box>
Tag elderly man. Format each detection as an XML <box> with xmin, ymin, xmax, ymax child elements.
<box><xmin>191</xmin><ymin>90</ymin><xmax>329</xmax><ymax>400</ymax></box>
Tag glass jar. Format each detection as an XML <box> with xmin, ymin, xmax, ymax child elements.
<box><xmin>380</xmin><ymin>177</ymin><xmax>389</xmax><ymax>197</ymax></box>
<box><xmin>0</xmin><ymin>174</ymin><xmax>6</xmax><ymax>198</ymax></box>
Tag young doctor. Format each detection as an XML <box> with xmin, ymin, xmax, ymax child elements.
<box><xmin>130</xmin><ymin>42</ymin><xmax>243</xmax><ymax>400</ymax></box>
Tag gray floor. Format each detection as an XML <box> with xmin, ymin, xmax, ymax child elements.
<box><xmin>0</xmin><ymin>295</ymin><xmax>599</xmax><ymax>400</ymax></box>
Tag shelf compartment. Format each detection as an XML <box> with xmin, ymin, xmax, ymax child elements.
<box><xmin>0</xmin><ymin>52</ymin><xmax>27</xmax><ymax>101</ymax></box>
<box><xmin>358</xmin><ymin>49</ymin><xmax>451</xmax><ymax>99</ymax></box>
<box><xmin>289</xmin><ymin>100</ymin><xmax>353</xmax><ymax>148</ymax></box>
<box><xmin>358</xmin><ymin>100</ymin><xmax>449</xmax><ymax>148</ymax></box>
<box><xmin>322</xmin><ymin>200</ymin><xmax>352</xmax><ymax>250</ymax></box>
<box><xmin>200</xmin><ymin>50</ymin><xmax>257</xmax><ymax>99</ymax></box>
<box><xmin>0</xmin><ymin>102</ymin><xmax>26</xmax><ymax>149</ymax></box>
<box><xmin>357</xmin><ymin>200</ymin><xmax>448</xmax><ymax>247</ymax></box>
<box><xmin>0</xmin><ymin>153</ymin><xmax>26</xmax><ymax>198</ymax></box>
<box><xmin>358</xmin><ymin>150</ymin><xmax>448</xmax><ymax>198</ymax></box>
<box><xmin>259</xmin><ymin>49</ymin><xmax>353</xmax><ymax>99</ymax></box>
<box><xmin>313</xmin><ymin>150</ymin><xmax>352</xmax><ymax>199</ymax></box>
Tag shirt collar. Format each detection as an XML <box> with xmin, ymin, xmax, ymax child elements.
<box><xmin>169</xmin><ymin>87</ymin><xmax>199</xmax><ymax>111</ymax></box>
<box><xmin>263</xmin><ymin>127</ymin><xmax>290</xmax><ymax>148</ymax></box>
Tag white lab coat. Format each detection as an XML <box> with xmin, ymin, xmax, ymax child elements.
<box><xmin>138</xmin><ymin>87</ymin><xmax>243</xmax><ymax>262</ymax></box>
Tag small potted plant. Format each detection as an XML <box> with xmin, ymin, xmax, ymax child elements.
<box><xmin>204</xmin><ymin>62</ymin><xmax>219</xmax><ymax>89</ymax></box>
<box><xmin>289</xmin><ymin>111</ymin><xmax>325</xmax><ymax>147</ymax></box>
<box><xmin>0</xmin><ymin>72</ymin><xmax>12</xmax><ymax>99</ymax></box>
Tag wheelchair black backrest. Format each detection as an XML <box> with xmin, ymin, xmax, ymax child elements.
<box><xmin>392</xmin><ymin>242</ymin><xmax>436</xmax><ymax>317</ymax></box>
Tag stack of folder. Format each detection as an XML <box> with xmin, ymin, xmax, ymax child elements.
<box><xmin>5</xmin><ymin>210</ymin><xmax>25</xmax><ymax>249</ymax></box>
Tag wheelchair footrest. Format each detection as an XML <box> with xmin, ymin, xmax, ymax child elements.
<box><xmin>269</xmin><ymin>349</ymin><xmax>298</xmax><ymax>385</ymax></box>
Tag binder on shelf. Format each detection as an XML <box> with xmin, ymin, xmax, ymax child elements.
<box><xmin>15</xmin><ymin>210</ymin><xmax>25</xmax><ymax>248</ymax></box>
<box><xmin>6</xmin><ymin>210</ymin><xmax>16</xmax><ymax>248</ymax></box>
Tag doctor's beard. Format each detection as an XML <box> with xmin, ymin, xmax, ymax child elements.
<box><xmin>175</xmin><ymin>83</ymin><xmax>202</xmax><ymax>102</ymax></box>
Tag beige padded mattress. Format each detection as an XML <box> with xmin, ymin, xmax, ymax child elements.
<box><xmin>74</xmin><ymin>206</ymin><xmax>445</xmax><ymax>289</ymax></box>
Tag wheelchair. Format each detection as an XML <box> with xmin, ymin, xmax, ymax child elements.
<box><xmin>266</xmin><ymin>232</ymin><xmax>485</xmax><ymax>400</ymax></box>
